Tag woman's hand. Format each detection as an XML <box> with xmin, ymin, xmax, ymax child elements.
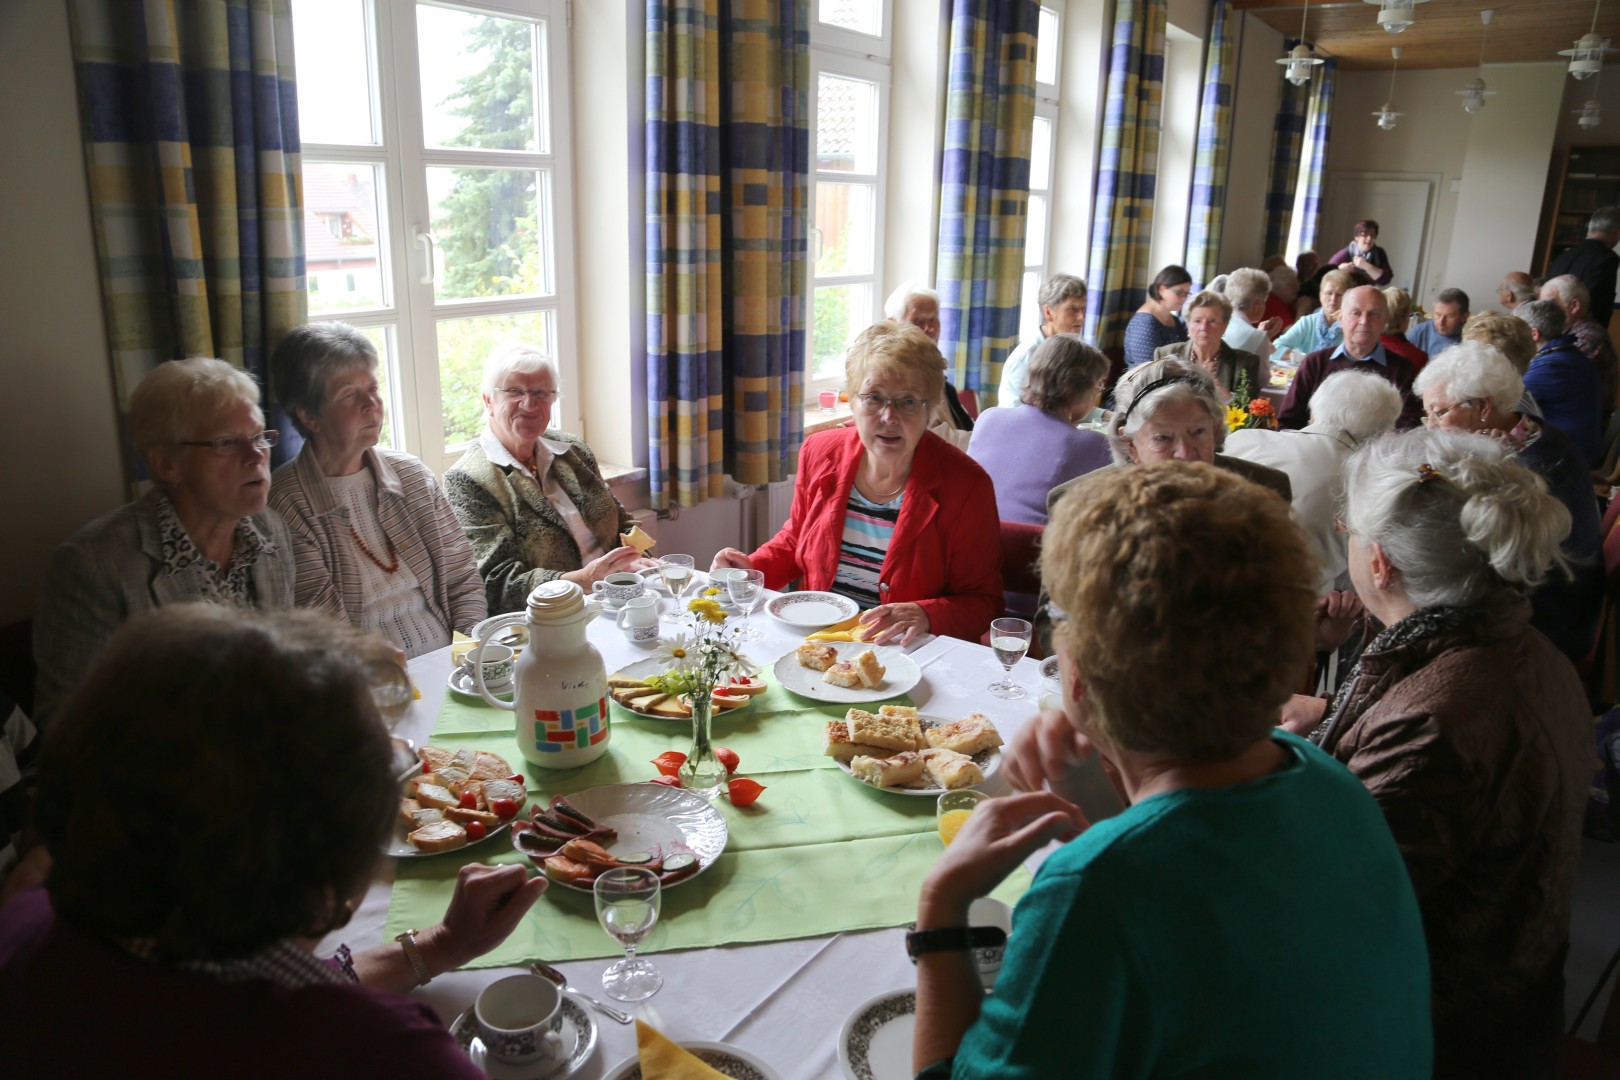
<box><xmin>564</xmin><ymin>545</ymin><xmax>647</xmax><ymax>587</ymax></box>
<box><xmin>1315</xmin><ymin>589</ymin><xmax>1364</xmax><ymax>651</ymax></box>
<box><xmin>419</xmin><ymin>864</ymin><xmax>549</xmax><ymax>974</ymax></box>
<box><xmin>918</xmin><ymin>791</ymin><xmax>1085</xmax><ymax>926</ymax></box>
<box><xmin>1278</xmin><ymin>693</ymin><xmax>1330</xmax><ymax>737</ymax></box>
<box><xmin>859</xmin><ymin>602</ymin><xmax>930</xmax><ymax>647</ymax></box>
<box><xmin>1000</xmin><ymin>708</ymin><xmax>1109</xmax><ymax>806</ymax></box>
<box><xmin>710</xmin><ymin>548</ymin><xmax>755</xmax><ymax>573</ymax></box>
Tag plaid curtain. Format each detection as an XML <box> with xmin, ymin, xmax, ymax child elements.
<box><xmin>68</xmin><ymin>0</ymin><xmax>306</xmax><ymax>481</ymax></box>
<box><xmin>934</xmin><ymin>0</ymin><xmax>1040</xmax><ymax>398</ymax></box>
<box><xmin>1295</xmin><ymin>60</ymin><xmax>1337</xmax><ymax>256</ymax></box>
<box><xmin>1184</xmin><ymin>0</ymin><xmax>1234</xmax><ymax>291</ymax></box>
<box><xmin>1262</xmin><ymin>41</ymin><xmax>1310</xmax><ymax>260</ymax></box>
<box><xmin>646</xmin><ymin>0</ymin><xmax>809</xmax><ymax>510</ymax></box>
<box><xmin>1085</xmin><ymin>0</ymin><xmax>1167</xmax><ymax>353</ymax></box>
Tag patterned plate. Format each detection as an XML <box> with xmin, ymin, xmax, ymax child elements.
<box><xmin>518</xmin><ymin>782</ymin><xmax>729</xmax><ymax>894</ymax></box>
<box><xmin>831</xmin><ymin>714</ymin><xmax>1002</xmax><ymax>796</ymax></box>
<box><xmin>765</xmin><ymin>590</ymin><xmax>859</xmax><ymax>628</ymax></box>
<box><xmin>838</xmin><ymin>989</ymin><xmax>916</xmax><ymax>1080</ymax></box>
<box><xmin>602</xmin><ymin>1041</ymin><xmax>781</xmax><ymax>1080</ymax></box>
<box><xmin>773</xmin><ymin>643</ymin><xmax>921</xmax><ymax>704</ymax></box>
<box><xmin>450</xmin><ymin>992</ymin><xmax>597</xmax><ymax>1079</ymax></box>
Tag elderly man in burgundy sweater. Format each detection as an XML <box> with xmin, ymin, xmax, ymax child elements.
<box><xmin>1278</xmin><ymin>285</ymin><xmax>1422</xmax><ymax>431</ymax></box>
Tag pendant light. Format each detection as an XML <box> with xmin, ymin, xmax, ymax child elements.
<box><xmin>1278</xmin><ymin>0</ymin><xmax>1324</xmax><ymax>86</ymax></box>
<box><xmin>1363</xmin><ymin>0</ymin><xmax>1430</xmax><ymax>35</ymax></box>
<box><xmin>1374</xmin><ymin>48</ymin><xmax>1403</xmax><ymax>129</ymax></box>
<box><xmin>1561</xmin><ymin>0</ymin><xmax>1616</xmax><ymax>78</ymax></box>
<box><xmin>1575</xmin><ymin>67</ymin><xmax>1604</xmax><ymax>128</ymax></box>
<box><xmin>1458</xmin><ymin>10</ymin><xmax>1498</xmax><ymax>113</ymax></box>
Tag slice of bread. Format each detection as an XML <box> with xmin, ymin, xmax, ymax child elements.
<box><xmin>852</xmin><ymin>649</ymin><xmax>886</xmax><ymax>688</ymax></box>
<box><xmin>620</xmin><ymin>524</ymin><xmax>657</xmax><ymax>553</ymax></box>
<box><xmin>481</xmin><ymin>778</ymin><xmax>525</xmax><ymax>806</ymax></box>
<box><xmin>469</xmin><ymin>750</ymin><xmax>514</xmax><ymax>782</ymax></box>
<box><xmin>921</xmin><ymin>747</ymin><xmax>985</xmax><ymax>790</ymax></box>
<box><xmin>925</xmin><ymin>715</ymin><xmax>1004</xmax><ymax>757</ymax></box>
<box><xmin>847</xmin><ymin>707</ymin><xmax>922</xmax><ymax>752</ymax></box>
<box><xmin>417</xmin><ymin>745</ymin><xmax>456</xmax><ymax>773</ymax></box>
<box><xmin>822</xmin><ymin>720</ymin><xmax>893</xmax><ymax>762</ymax></box>
<box><xmin>649</xmin><ymin>695</ymin><xmax>692</xmax><ymax>718</ymax></box>
<box><xmin>879</xmin><ymin>705</ymin><xmax>928</xmax><ymax>748</ymax></box>
<box><xmin>398</xmin><ymin>798</ymin><xmax>424</xmax><ymax>831</ymax></box>
<box><xmin>850</xmin><ymin>751</ymin><xmax>926</xmax><ymax>788</ymax></box>
<box><xmin>408</xmin><ymin>819</ymin><xmax>468</xmax><ymax>853</ymax></box>
<box><xmin>413</xmin><ymin>782</ymin><xmax>459</xmax><ymax>810</ymax></box>
<box><xmin>445</xmin><ymin>806</ymin><xmax>500</xmax><ymax>828</ymax></box>
<box><xmin>824</xmin><ymin>662</ymin><xmax>862</xmax><ymax>688</ymax></box>
<box><xmin>410</xmin><ymin>807</ymin><xmax>446</xmax><ymax>829</ymax></box>
<box><xmin>796</xmin><ymin>643</ymin><xmax>838</xmax><ymax>671</ymax></box>
<box><xmin>609</xmin><ymin>674</ymin><xmax>652</xmax><ymax>690</ymax></box>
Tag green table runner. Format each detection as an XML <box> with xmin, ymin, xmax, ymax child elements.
<box><xmin>385</xmin><ymin>685</ymin><xmax>1032</xmax><ymax>966</ymax></box>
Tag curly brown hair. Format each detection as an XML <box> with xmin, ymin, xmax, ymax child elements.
<box><xmin>1042</xmin><ymin>463</ymin><xmax>1318</xmax><ymax>759</ymax></box>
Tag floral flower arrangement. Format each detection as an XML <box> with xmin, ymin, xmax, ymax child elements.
<box><xmin>1225</xmin><ymin>370</ymin><xmax>1278</xmax><ymax>433</ymax></box>
<box><xmin>647</xmin><ymin>591</ymin><xmax>754</xmax><ymax>795</ymax></box>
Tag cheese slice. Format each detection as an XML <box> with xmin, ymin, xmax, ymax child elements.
<box><xmin>635</xmin><ymin>1021</ymin><xmax>729</xmax><ymax>1079</ymax></box>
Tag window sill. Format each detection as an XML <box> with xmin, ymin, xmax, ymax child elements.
<box><xmin>601</xmin><ymin>462</ymin><xmax>647</xmax><ymax>486</ymax></box>
<box><xmin>804</xmin><ymin>403</ymin><xmax>853</xmax><ymax>436</ymax></box>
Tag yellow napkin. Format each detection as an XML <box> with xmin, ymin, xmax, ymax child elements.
<box><xmin>635</xmin><ymin>1020</ymin><xmax>729</xmax><ymax>1079</ymax></box>
<box><xmin>450</xmin><ymin>631</ymin><xmax>477</xmax><ymax>666</ymax></box>
<box><xmin>803</xmin><ymin>615</ymin><xmax>872</xmax><ymax>642</ymax></box>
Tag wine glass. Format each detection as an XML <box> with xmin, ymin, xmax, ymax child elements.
<box><xmin>365</xmin><ymin>656</ymin><xmax>413</xmax><ymax>730</ymax></box>
<box><xmin>726</xmin><ymin>568</ymin><xmax>765</xmax><ymax>640</ymax></box>
<box><xmin>658</xmin><ymin>554</ymin><xmax>696</xmax><ymax>624</ymax></box>
<box><xmin>987</xmin><ymin>617</ymin><xmax>1032</xmax><ymax>699</ymax></box>
<box><xmin>594</xmin><ymin>867</ymin><xmax>663</xmax><ymax>1002</ymax></box>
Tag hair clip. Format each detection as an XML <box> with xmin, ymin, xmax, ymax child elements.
<box><xmin>1416</xmin><ymin>463</ymin><xmax>1442</xmax><ymax>485</ymax></box>
<box><xmin>1119</xmin><ymin>374</ymin><xmax>1200</xmax><ymax>425</ymax></box>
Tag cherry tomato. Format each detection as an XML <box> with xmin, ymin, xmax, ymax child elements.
<box><xmin>464</xmin><ymin>820</ymin><xmax>488</xmax><ymax>841</ymax></box>
<box><xmin>715</xmin><ymin>747</ymin><xmax>740</xmax><ymax>774</ymax></box>
<box><xmin>457</xmin><ymin>791</ymin><xmax>478</xmax><ymax>810</ymax></box>
<box><xmin>490</xmin><ymin>798</ymin><xmax>520</xmax><ymax>819</ymax></box>
<box><xmin>650</xmin><ymin>751</ymin><xmax>687</xmax><ymax>778</ymax></box>
<box><xmin>648</xmin><ymin>775</ymin><xmax>683</xmax><ymax>787</ymax></box>
<box><xmin>506</xmin><ymin>773</ymin><xmax>526</xmax><ymax>786</ymax></box>
<box><xmin>727</xmin><ymin>777</ymin><xmax>766</xmax><ymax>806</ymax></box>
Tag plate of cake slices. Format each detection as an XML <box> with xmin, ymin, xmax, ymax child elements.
<box><xmin>774</xmin><ymin>642</ymin><xmax>920</xmax><ymax>703</ymax></box>
<box><xmin>822</xmin><ymin>707</ymin><xmax>1003</xmax><ymax>795</ymax></box>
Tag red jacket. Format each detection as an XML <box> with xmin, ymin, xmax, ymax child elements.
<box><xmin>750</xmin><ymin>426</ymin><xmax>1003</xmax><ymax>642</ymax></box>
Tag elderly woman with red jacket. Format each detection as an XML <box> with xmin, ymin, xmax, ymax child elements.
<box><xmin>712</xmin><ymin>321</ymin><xmax>1002</xmax><ymax>645</ymax></box>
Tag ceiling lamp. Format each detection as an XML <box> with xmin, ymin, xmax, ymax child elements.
<box><xmin>1561</xmin><ymin>1</ymin><xmax>1616</xmax><ymax>78</ymax></box>
<box><xmin>1458</xmin><ymin>10</ymin><xmax>1497</xmax><ymax>114</ymax></box>
<box><xmin>1363</xmin><ymin>0</ymin><xmax>1430</xmax><ymax>34</ymax></box>
<box><xmin>1277</xmin><ymin>0</ymin><xmax>1324</xmax><ymax>85</ymax></box>
<box><xmin>1374</xmin><ymin>48</ymin><xmax>1403</xmax><ymax>130</ymax></box>
<box><xmin>1576</xmin><ymin>98</ymin><xmax>1603</xmax><ymax>128</ymax></box>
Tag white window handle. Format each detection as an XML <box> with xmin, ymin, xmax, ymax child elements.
<box><xmin>414</xmin><ymin>228</ymin><xmax>436</xmax><ymax>285</ymax></box>
<box><xmin>810</xmin><ymin>226</ymin><xmax>824</xmax><ymax>264</ymax></box>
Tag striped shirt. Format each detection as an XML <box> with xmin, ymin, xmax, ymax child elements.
<box><xmin>833</xmin><ymin>489</ymin><xmax>903</xmax><ymax>608</ymax></box>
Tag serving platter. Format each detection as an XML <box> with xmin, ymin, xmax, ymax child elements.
<box><xmin>515</xmin><ymin>782</ymin><xmax>729</xmax><ymax>894</ymax></box>
<box><xmin>386</xmin><ymin>759</ymin><xmax>523</xmax><ymax>858</ymax></box>
<box><xmin>773</xmin><ymin>643</ymin><xmax>920</xmax><ymax>704</ymax></box>
<box><xmin>606</xmin><ymin>656</ymin><xmax>762</xmax><ymax>721</ymax></box>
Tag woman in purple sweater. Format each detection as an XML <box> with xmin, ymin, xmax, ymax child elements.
<box><xmin>970</xmin><ymin>335</ymin><xmax>1113</xmax><ymax>526</ymax></box>
<box><xmin>0</xmin><ymin>606</ymin><xmax>547</xmax><ymax>1079</ymax></box>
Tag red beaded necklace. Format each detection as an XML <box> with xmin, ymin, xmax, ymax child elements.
<box><xmin>349</xmin><ymin>525</ymin><xmax>400</xmax><ymax>574</ymax></box>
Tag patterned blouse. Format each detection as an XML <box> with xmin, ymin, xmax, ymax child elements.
<box><xmin>156</xmin><ymin>494</ymin><xmax>275</xmax><ymax>607</ymax></box>
<box><xmin>832</xmin><ymin>489</ymin><xmax>903</xmax><ymax>608</ymax></box>
<box><xmin>1123</xmin><ymin>311</ymin><xmax>1188</xmax><ymax>368</ymax></box>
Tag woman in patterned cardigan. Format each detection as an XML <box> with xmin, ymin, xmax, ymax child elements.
<box><xmin>445</xmin><ymin>344</ymin><xmax>650</xmax><ymax>613</ymax></box>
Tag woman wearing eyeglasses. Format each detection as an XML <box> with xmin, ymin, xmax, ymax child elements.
<box><xmin>267</xmin><ymin>323</ymin><xmax>486</xmax><ymax>657</ymax></box>
<box><xmin>446</xmin><ymin>343</ymin><xmax>651</xmax><ymax>612</ymax></box>
<box><xmin>32</xmin><ymin>357</ymin><xmax>294</xmax><ymax>724</ymax></box>
<box><xmin>711</xmin><ymin>321</ymin><xmax>1003</xmax><ymax>645</ymax></box>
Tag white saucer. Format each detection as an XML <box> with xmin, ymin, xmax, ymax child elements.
<box><xmin>451</xmin><ymin>992</ymin><xmax>597</xmax><ymax>1079</ymax></box>
<box><xmin>448</xmin><ymin>666</ymin><xmax>514</xmax><ymax>701</ymax></box>
<box><xmin>838</xmin><ymin>989</ymin><xmax>915</xmax><ymax>1080</ymax></box>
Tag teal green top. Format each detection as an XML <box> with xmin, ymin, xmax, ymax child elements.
<box><xmin>937</xmin><ymin>733</ymin><xmax>1432</xmax><ymax>1079</ymax></box>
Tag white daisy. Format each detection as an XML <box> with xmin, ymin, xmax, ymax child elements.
<box><xmin>651</xmin><ymin>633</ymin><xmax>695</xmax><ymax>668</ymax></box>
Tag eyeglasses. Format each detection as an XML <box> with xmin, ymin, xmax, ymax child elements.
<box><xmin>854</xmin><ymin>393</ymin><xmax>930</xmax><ymax>418</ymax></box>
<box><xmin>1423</xmin><ymin>398</ymin><xmax>1480</xmax><ymax>426</ymax></box>
<box><xmin>176</xmin><ymin>430</ymin><xmax>279</xmax><ymax>456</ymax></box>
<box><xmin>494</xmin><ymin>387</ymin><xmax>561</xmax><ymax>405</ymax></box>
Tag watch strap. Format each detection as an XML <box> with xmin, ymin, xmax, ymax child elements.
<box><xmin>905</xmin><ymin>925</ymin><xmax>1007</xmax><ymax>959</ymax></box>
<box><xmin>395</xmin><ymin>928</ymin><xmax>431</xmax><ymax>985</ymax></box>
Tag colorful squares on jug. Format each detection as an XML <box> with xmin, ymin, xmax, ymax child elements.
<box><xmin>531</xmin><ymin>697</ymin><xmax>610</xmax><ymax>753</ymax></box>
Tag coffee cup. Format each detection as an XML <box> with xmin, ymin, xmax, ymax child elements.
<box><xmin>461</xmin><ymin>642</ymin><xmax>514</xmax><ymax>688</ymax></box>
<box><xmin>473</xmin><ymin>973</ymin><xmax>565</xmax><ymax>1065</ymax></box>
<box><xmin>591</xmin><ymin>572</ymin><xmax>644</xmax><ymax>606</ymax></box>
<box><xmin>615</xmin><ymin>594</ymin><xmax>660</xmax><ymax>642</ymax></box>
<box><xmin>968</xmin><ymin>897</ymin><xmax>1013</xmax><ymax>987</ymax></box>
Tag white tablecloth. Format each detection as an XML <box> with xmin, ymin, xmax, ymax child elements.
<box><xmin>326</xmin><ymin>592</ymin><xmax>1112</xmax><ymax>1078</ymax></box>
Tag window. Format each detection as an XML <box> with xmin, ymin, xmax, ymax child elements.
<box><xmin>809</xmin><ymin>4</ymin><xmax>890</xmax><ymax>392</ymax></box>
<box><xmin>291</xmin><ymin>0</ymin><xmax>577</xmax><ymax>475</ymax></box>
<box><xmin>1020</xmin><ymin>5</ymin><xmax>1062</xmax><ymax>345</ymax></box>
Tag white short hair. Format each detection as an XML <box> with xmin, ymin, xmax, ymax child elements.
<box><xmin>1308</xmin><ymin>369</ymin><xmax>1403</xmax><ymax>442</ymax></box>
<box><xmin>128</xmin><ymin>357</ymin><xmax>263</xmax><ymax>459</ymax></box>
<box><xmin>883</xmin><ymin>281</ymin><xmax>938</xmax><ymax>321</ymax></box>
<box><xmin>1413</xmin><ymin>341</ymin><xmax>1523</xmax><ymax>414</ymax></box>
<box><xmin>1344</xmin><ymin>429</ymin><xmax>1570</xmax><ymax>607</ymax></box>
<box><xmin>1108</xmin><ymin>357</ymin><xmax>1226</xmax><ymax>464</ymax></box>
<box><xmin>1223</xmin><ymin>268</ymin><xmax>1271</xmax><ymax>310</ymax></box>
<box><xmin>481</xmin><ymin>343</ymin><xmax>559</xmax><ymax>397</ymax></box>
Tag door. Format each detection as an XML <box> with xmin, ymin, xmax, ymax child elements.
<box><xmin>1320</xmin><ymin>174</ymin><xmax>1435</xmax><ymax>297</ymax></box>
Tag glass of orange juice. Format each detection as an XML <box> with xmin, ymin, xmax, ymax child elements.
<box><xmin>937</xmin><ymin>790</ymin><xmax>988</xmax><ymax>846</ymax></box>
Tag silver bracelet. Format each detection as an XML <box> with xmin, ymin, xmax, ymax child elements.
<box><xmin>394</xmin><ymin>928</ymin><xmax>431</xmax><ymax>986</ymax></box>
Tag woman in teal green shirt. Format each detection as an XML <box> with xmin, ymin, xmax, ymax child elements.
<box><xmin>912</xmin><ymin>462</ymin><xmax>1432</xmax><ymax>1079</ymax></box>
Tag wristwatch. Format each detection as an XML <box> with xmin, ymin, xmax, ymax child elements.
<box><xmin>905</xmin><ymin>925</ymin><xmax>1007</xmax><ymax>959</ymax></box>
<box><xmin>395</xmin><ymin>928</ymin><xmax>432</xmax><ymax>985</ymax></box>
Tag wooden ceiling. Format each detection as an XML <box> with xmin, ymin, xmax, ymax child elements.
<box><xmin>1235</xmin><ymin>0</ymin><xmax>1620</xmax><ymax>71</ymax></box>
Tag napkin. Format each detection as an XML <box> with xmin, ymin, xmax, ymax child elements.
<box><xmin>635</xmin><ymin>1020</ymin><xmax>728</xmax><ymax>1079</ymax></box>
<box><xmin>803</xmin><ymin>615</ymin><xmax>873</xmax><ymax>642</ymax></box>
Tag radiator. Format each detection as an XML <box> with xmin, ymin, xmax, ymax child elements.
<box><xmin>764</xmin><ymin>481</ymin><xmax>793</xmax><ymax>540</ymax></box>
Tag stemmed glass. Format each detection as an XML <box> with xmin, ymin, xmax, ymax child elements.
<box><xmin>987</xmin><ymin>617</ymin><xmax>1033</xmax><ymax>699</ymax></box>
<box><xmin>594</xmin><ymin>867</ymin><xmax>663</xmax><ymax>1002</ymax></box>
<box><xmin>658</xmin><ymin>554</ymin><xmax>696</xmax><ymax>624</ymax></box>
<box><xmin>726</xmin><ymin>568</ymin><xmax>765</xmax><ymax>640</ymax></box>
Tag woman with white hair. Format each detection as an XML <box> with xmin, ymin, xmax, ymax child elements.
<box><xmin>1283</xmin><ymin>428</ymin><xmax>1589</xmax><ymax>1080</ymax></box>
<box><xmin>883</xmin><ymin>283</ymin><xmax>974</xmax><ymax>441</ymax></box>
<box><xmin>1263</xmin><ymin>263</ymin><xmax>1300</xmax><ymax>334</ymax></box>
<box><xmin>1151</xmin><ymin>290</ymin><xmax>1262</xmax><ymax>399</ymax></box>
<box><xmin>32</xmin><ymin>358</ymin><xmax>294</xmax><ymax>723</ymax></box>
<box><xmin>268</xmin><ymin>322</ymin><xmax>486</xmax><ymax>657</ymax></box>
<box><xmin>1225</xmin><ymin>369</ymin><xmax>1402</xmax><ymax>592</ymax></box>
<box><xmin>445</xmin><ymin>344</ymin><xmax>650</xmax><ymax>611</ymax></box>
<box><xmin>1413</xmin><ymin>341</ymin><xmax>1602</xmax><ymax>661</ymax></box>
<box><xmin>1215</xmin><ymin>268</ymin><xmax>1274</xmax><ymax>377</ymax></box>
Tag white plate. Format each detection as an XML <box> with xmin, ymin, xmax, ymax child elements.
<box><xmin>765</xmin><ymin>591</ymin><xmax>859</xmax><ymax>628</ymax></box>
<box><xmin>448</xmin><ymin>666</ymin><xmax>515</xmax><ymax>701</ymax></box>
<box><xmin>833</xmin><ymin>715</ymin><xmax>1002</xmax><ymax>796</ymax></box>
<box><xmin>519</xmin><ymin>783</ymin><xmax>729</xmax><ymax>894</ymax></box>
<box><xmin>470</xmin><ymin>614</ymin><xmax>530</xmax><ymax>648</ymax></box>
<box><xmin>603</xmin><ymin>1041</ymin><xmax>781</xmax><ymax>1080</ymax></box>
<box><xmin>386</xmin><ymin>761</ymin><xmax>522</xmax><ymax>859</ymax></box>
<box><xmin>451</xmin><ymin>992</ymin><xmax>597</xmax><ymax>1079</ymax></box>
<box><xmin>838</xmin><ymin>989</ymin><xmax>916</xmax><ymax>1080</ymax></box>
<box><xmin>606</xmin><ymin>656</ymin><xmax>760</xmax><ymax>721</ymax></box>
<box><xmin>773</xmin><ymin>643</ymin><xmax>921</xmax><ymax>704</ymax></box>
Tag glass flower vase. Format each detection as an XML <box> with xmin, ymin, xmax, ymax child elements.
<box><xmin>678</xmin><ymin>696</ymin><xmax>727</xmax><ymax>798</ymax></box>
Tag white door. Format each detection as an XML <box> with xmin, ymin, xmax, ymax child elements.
<box><xmin>1320</xmin><ymin>174</ymin><xmax>1435</xmax><ymax>297</ymax></box>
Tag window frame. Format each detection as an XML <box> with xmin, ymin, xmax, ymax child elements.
<box><xmin>1021</xmin><ymin>4</ymin><xmax>1062</xmax><ymax>344</ymax></box>
<box><xmin>812</xmin><ymin>0</ymin><xmax>892</xmax><ymax>62</ymax></box>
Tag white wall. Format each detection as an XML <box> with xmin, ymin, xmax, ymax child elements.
<box><xmin>1218</xmin><ymin>14</ymin><xmax>1283</xmax><ymax>273</ymax></box>
<box><xmin>0</xmin><ymin>2</ymin><xmax>124</xmax><ymax>626</ymax></box>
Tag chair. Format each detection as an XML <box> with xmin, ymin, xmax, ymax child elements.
<box><xmin>997</xmin><ymin>519</ymin><xmax>1044</xmax><ymax>628</ymax></box>
<box><xmin>956</xmin><ymin>388</ymin><xmax>981</xmax><ymax>420</ymax></box>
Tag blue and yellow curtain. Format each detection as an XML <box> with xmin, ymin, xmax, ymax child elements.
<box><xmin>1262</xmin><ymin>43</ymin><xmax>1310</xmax><ymax>261</ymax></box>
<box><xmin>1086</xmin><ymin>0</ymin><xmax>1166</xmax><ymax>353</ymax></box>
<box><xmin>1185</xmin><ymin>0</ymin><xmax>1234</xmax><ymax>291</ymax></box>
<box><xmin>68</xmin><ymin>0</ymin><xmax>306</xmax><ymax>481</ymax></box>
<box><xmin>646</xmin><ymin>0</ymin><xmax>809</xmax><ymax>510</ymax></box>
<box><xmin>1295</xmin><ymin>60</ymin><xmax>1337</xmax><ymax>256</ymax></box>
<box><xmin>935</xmin><ymin>0</ymin><xmax>1039</xmax><ymax>399</ymax></box>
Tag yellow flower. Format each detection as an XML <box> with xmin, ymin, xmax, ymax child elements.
<box><xmin>687</xmin><ymin>597</ymin><xmax>728</xmax><ymax>625</ymax></box>
<box><xmin>1225</xmin><ymin>405</ymin><xmax>1247</xmax><ymax>431</ymax></box>
<box><xmin>702</xmin><ymin>586</ymin><xmax>722</xmax><ymax>597</ymax></box>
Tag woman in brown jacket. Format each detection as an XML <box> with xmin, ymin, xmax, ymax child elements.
<box><xmin>1284</xmin><ymin>428</ymin><xmax>1590</xmax><ymax>1080</ymax></box>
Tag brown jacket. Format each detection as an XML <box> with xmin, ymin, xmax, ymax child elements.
<box><xmin>1320</xmin><ymin>602</ymin><xmax>1589</xmax><ymax>1080</ymax></box>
